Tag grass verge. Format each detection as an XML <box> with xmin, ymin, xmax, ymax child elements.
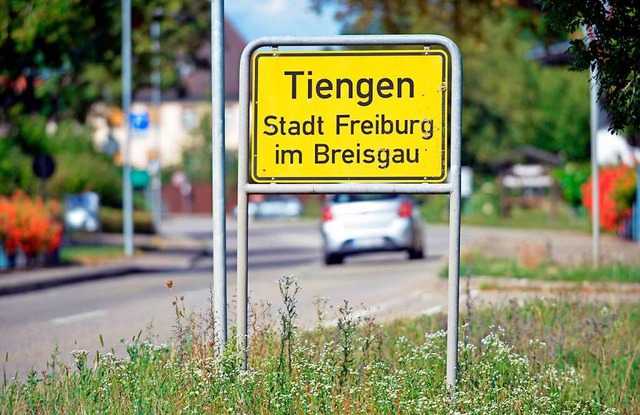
<box><xmin>59</xmin><ymin>245</ymin><xmax>131</xmax><ymax>265</ymax></box>
<box><xmin>1</xmin><ymin>277</ymin><xmax>637</xmax><ymax>414</ymax></box>
<box><xmin>445</xmin><ymin>250</ymin><xmax>640</xmax><ymax>283</ymax></box>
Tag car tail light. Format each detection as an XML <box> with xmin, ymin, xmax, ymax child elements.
<box><xmin>398</xmin><ymin>200</ymin><xmax>413</xmax><ymax>218</ymax></box>
<box><xmin>321</xmin><ymin>206</ymin><xmax>333</xmax><ymax>222</ymax></box>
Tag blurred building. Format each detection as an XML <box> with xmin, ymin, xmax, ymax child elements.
<box><xmin>91</xmin><ymin>18</ymin><xmax>246</xmax><ymax>169</ymax></box>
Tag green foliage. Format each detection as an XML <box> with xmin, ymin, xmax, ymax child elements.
<box><xmin>420</xmin><ymin>179</ymin><xmax>590</xmax><ymax>231</ymax></box>
<box><xmin>529</xmin><ymin>67</ymin><xmax>590</xmax><ymax>160</ymax></box>
<box><xmin>181</xmin><ymin>113</ymin><xmax>212</xmax><ymax>183</ymax></box>
<box><xmin>541</xmin><ymin>1</ymin><xmax>640</xmax><ymax>133</ymax></box>
<box><xmin>552</xmin><ymin>162</ymin><xmax>591</xmax><ymax>208</ymax></box>
<box><xmin>0</xmin><ymin>114</ymin><xmax>123</xmax><ymax>206</ymax></box>
<box><xmin>450</xmin><ymin>250</ymin><xmax>640</xmax><ymax>283</ymax></box>
<box><xmin>179</xmin><ymin>111</ymin><xmax>241</xmax><ymax>193</ymax></box>
<box><xmin>0</xmin><ymin>0</ymin><xmax>211</xmax><ymax>122</ymax></box>
<box><xmin>459</xmin><ymin>16</ymin><xmax>589</xmax><ymax>170</ymax></box>
<box><xmin>1</xmin><ymin>297</ymin><xmax>635</xmax><ymax>414</ymax></box>
<box><xmin>46</xmin><ymin>153</ymin><xmax>122</xmax><ymax>207</ymax></box>
<box><xmin>0</xmin><ymin>141</ymin><xmax>34</xmax><ymax>195</ymax></box>
<box><xmin>461</xmin><ymin>300</ymin><xmax>639</xmax><ymax>414</ymax></box>
<box><xmin>99</xmin><ymin>206</ymin><xmax>155</xmax><ymax>234</ymax></box>
<box><xmin>312</xmin><ymin>0</ymin><xmax>514</xmax><ymax>37</ymax></box>
<box><xmin>312</xmin><ymin>1</ymin><xmax>591</xmax><ymax>169</ymax></box>
<box><xmin>59</xmin><ymin>245</ymin><xmax>127</xmax><ymax>265</ymax></box>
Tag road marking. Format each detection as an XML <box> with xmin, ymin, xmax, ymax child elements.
<box><xmin>52</xmin><ymin>309</ymin><xmax>107</xmax><ymax>325</ymax></box>
<box><xmin>320</xmin><ymin>291</ymin><xmax>425</xmax><ymax>327</ymax></box>
<box><xmin>422</xmin><ymin>305</ymin><xmax>442</xmax><ymax>316</ymax></box>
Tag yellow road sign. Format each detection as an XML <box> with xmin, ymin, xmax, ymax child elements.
<box><xmin>250</xmin><ymin>50</ymin><xmax>449</xmax><ymax>183</ymax></box>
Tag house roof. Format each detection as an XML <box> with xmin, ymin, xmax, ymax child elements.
<box><xmin>136</xmin><ymin>18</ymin><xmax>246</xmax><ymax>102</ymax></box>
<box><xmin>491</xmin><ymin>146</ymin><xmax>565</xmax><ymax>171</ymax></box>
<box><xmin>180</xmin><ymin>17</ymin><xmax>246</xmax><ymax>101</ymax></box>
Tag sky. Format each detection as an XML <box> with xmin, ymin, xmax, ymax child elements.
<box><xmin>225</xmin><ymin>0</ymin><xmax>342</xmax><ymax>42</ymax></box>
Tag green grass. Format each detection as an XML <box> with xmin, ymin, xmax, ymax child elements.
<box><xmin>59</xmin><ymin>245</ymin><xmax>129</xmax><ymax>265</ymax></box>
<box><xmin>461</xmin><ymin>208</ymin><xmax>591</xmax><ymax>231</ymax></box>
<box><xmin>446</xmin><ymin>250</ymin><xmax>640</xmax><ymax>283</ymax></box>
<box><xmin>419</xmin><ymin>195</ymin><xmax>591</xmax><ymax>232</ymax></box>
<box><xmin>1</xmin><ymin>277</ymin><xmax>637</xmax><ymax>414</ymax></box>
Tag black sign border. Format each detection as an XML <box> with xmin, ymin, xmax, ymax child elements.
<box><xmin>250</xmin><ymin>50</ymin><xmax>449</xmax><ymax>184</ymax></box>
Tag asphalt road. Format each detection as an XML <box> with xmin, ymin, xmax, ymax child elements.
<box><xmin>3</xmin><ymin>215</ymin><xmax>639</xmax><ymax>380</ymax></box>
<box><xmin>0</xmin><ymin>216</ymin><xmax>454</xmax><ymax>379</ymax></box>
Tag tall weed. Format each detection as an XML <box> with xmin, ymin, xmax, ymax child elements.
<box><xmin>1</xmin><ymin>277</ymin><xmax>636</xmax><ymax>414</ymax></box>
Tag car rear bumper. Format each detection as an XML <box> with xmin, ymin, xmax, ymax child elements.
<box><xmin>322</xmin><ymin>220</ymin><xmax>415</xmax><ymax>255</ymax></box>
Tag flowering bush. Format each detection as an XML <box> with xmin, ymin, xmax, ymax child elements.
<box><xmin>581</xmin><ymin>165</ymin><xmax>637</xmax><ymax>231</ymax></box>
<box><xmin>0</xmin><ymin>191</ymin><xmax>63</xmax><ymax>257</ymax></box>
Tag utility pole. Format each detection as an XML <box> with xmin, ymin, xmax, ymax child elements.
<box><xmin>150</xmin><ymin>7</ymin><xmax>163</xmax><ymax>234</ymax></box>
<box><xmin>122</xmin><ymin>0</ymin><xmax>134</xmax><ymax>257</ymax></box>
<box><xmin>589</xmin><ymin>68</ymin><xmax>600</xmax><ymax>267</ymax></box>
<box><xmin>582</xmin><ymin>24</ymin><xmax>601</xmax><ymax>268</ymax></box>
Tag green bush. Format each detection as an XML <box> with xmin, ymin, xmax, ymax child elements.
<box><xmin>0</xmin><ymin>115</ymin><xmax>125</xmax><ymax>207</ymax></box>
<box><xmin>0</xmin><ymin>142</ymin><xmax>35</xmax><ymax>195</ymax></box>
<box><xmin>99</xmin><ymin>207</ymin><xmax>155</xmax><ymax>234</ymax></box>
<box><xmin>553</xmin><ymin>162</ymin><xmax>591</xmax><ymax>209</ymax></box>
<box><xmin>47</xmin><ymin>153</ymin><xmax>122</xmax><ymax>208</ymax></box>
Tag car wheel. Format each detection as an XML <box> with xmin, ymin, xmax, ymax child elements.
<box><xmin>408</xmin><ymin>246</ymin><xmax>424</xmax><ymax>260</ymax></box>
<box><xmin>324</xmin><ymin>253</ymin><xmax>344</xmax><ymax>265</ymax></box>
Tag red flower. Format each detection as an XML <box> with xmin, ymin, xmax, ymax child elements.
<box><xmin>582</xmin><ymin>165</ymin><xmax>637</xmax><ymax>232</ymax></box>
<box><xmin>0</xmin><ymin>192</ymin><xmax>63</xmax><ymax>255</ymax></box>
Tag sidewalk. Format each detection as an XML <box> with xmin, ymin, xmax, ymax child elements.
<box><xmin>0</xmin><ymin>232</ymin><xmax>209</xmax><ymax>297</ymax></box>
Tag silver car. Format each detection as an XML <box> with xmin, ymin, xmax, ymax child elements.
<box><xmin>321</xmin><ymin>194</ymin><xmax>425</xmax><ymax>265</ymax></box>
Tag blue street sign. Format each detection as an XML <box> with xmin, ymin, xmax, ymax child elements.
<box><xmin>130</xmin><ymin>111</ymin><xmax>150</xmax><ymax>131</ymax></box>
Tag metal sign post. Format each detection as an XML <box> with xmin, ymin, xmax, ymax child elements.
<box><xmin>211</xmin><ymin>0</ymin><xmax>227</xmax><ymax>354</ymax></box>
<box><xmin>236</xmin><ymin>35</ymin><xmax>462</xmax><ymax>388</ymax></box>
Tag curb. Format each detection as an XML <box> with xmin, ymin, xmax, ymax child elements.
<box><xmin>0</xmin><ymin>250</ymin><xmax>210</xmax><ymax>297</ymax></box>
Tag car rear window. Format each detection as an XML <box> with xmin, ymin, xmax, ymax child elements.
<box><xmin>331</xmin><ymin>194</ymin><xmax>399</xmax><ymax>204</ymax></box>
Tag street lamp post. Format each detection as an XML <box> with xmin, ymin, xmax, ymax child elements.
<box><xmin>122</xmin><ymin>0</ymin><xmax>134</xmax><ymax>257</ymax></box>
<box><xmin>150</xmin><ymin>7</ymin><xmax>163</xmax><ymax>233</ymax></box>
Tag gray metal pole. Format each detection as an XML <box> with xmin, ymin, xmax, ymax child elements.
<box><xmin>632</xmin><ymin>167</ymin><xmax>640</xmax><ymax>243</ymax></box>
<box><xmin>236</xmin><ymin>190</ymin><xmax>249</xmax><ymax>368</ymax></box>
<box><xmin>150</xmin><ymin>8</ymin><xmax>163</xmax><ymax>234</ymax></box>
<box><xmin>122</xmin><ymin>0</ymin><xmax>134</xmax><ymax>257</ymax></box>
<box><xmin>590</xmin><ymin>68</ymin><xmax>600</xmax><ymax>267</ymax></box>
<box><xmin>236</xmin><ymin>39</ymin><xmax>251</xmax><ymax>366</ymax></box>
<box><xmin>212</xmin><ymin>0</ymin><xmax>228</xmax><ymax>353</ymax></box>
<box><xmin>636</xmin><ymin>168</ymin><xmax>640</xmax><ymax>242</ymax></box>
<box><xmin>446</xmin><ymin>43</ymin><xmax>462</xmax><ymax>390</ymax></box>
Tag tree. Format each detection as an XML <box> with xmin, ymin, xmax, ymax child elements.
<box><xmin>0</xmin><ymin>0</ymin><xmax>210</xmax><ymax>123</ymax></box>
<box><xmin>181</xmin><ymin>113</ymin><xmax>213</xmax><ymax>184</ymax></box>
<box><xmin>540</xmin><ymin>1</ymin><xmax>640</xmax><ymax>133</ymax></box>
<box><xmin>311</xmin><ymin>0</ymin><xmax>591</xmax><ymax>170</ymax></box>
<box><xmin>0</xmin><ymin>115</ymin><xmax>123</xmax><ymax>206</ymax></box>
<box><xmin>311</xmin><ymin>0</ymin><xmax>518</xmax><ymax>37</ymax></box>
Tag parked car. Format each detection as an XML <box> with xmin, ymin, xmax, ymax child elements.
<box><xmin>320</xmin><ymin>194</ymin><xmax>425</xmax><ymax>265</ymax></box>
<box><xmin>235</xmin><ymin>195</ymin><xmax>304</xmax><ymax>219</ymax></box>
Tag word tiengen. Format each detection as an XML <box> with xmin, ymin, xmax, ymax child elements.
<box><xmin>284</xmin><ymin>71</ymin><xmax>415</xmax><ymax>107</ymax></box>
